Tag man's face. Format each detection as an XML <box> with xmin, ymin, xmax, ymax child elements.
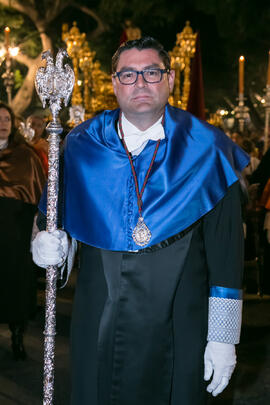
<box><xmin>112</xmin><ymin>48</ymin><xmax>175</xmax><ymax>120</ymax></box>
<box><xmin>28</xmin><ymin>116</ymin><xmax>45</xmax><ymax>140</ymax></box>
<box><xmin>0</xmin><ymin>108</ymin><xmax>12</xmax><ymax>141</ymax></box>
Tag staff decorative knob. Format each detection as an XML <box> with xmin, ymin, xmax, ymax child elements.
<box><xmin>35</xmin><ymin>49</ymin><xmax>74</xmax><ymax>405</ymax></box>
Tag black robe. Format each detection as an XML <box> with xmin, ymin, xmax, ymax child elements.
<box><xmin>69</xmin><ymin>181</ymin><xmax>243</xmax><ymax>405</ymax></box>
<box><xmin>0</xmin><ymin>197</ymin><xmax>37</xmax><ymax>322</ymax></box>
<box><xmin>0</xmin><ymin>142</ymin><xmax>46</xmax><ymax>323</ymax></box>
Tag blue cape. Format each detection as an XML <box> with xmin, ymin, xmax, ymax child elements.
<box><xmin>40</xmin><ymin>104</ymin><xmax>249</xmax><ymax>251</ymax></box>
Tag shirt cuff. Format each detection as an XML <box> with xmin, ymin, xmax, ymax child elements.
<box><xmin>207</xmin><ymin>286</ymin><xmax>243</xmax><ymax>344</ymax></box>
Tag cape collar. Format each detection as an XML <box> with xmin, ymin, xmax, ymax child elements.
<box><xmin>40</xmin><ymin>104</ymin><xmax>250</xmax><ymax>251</ymax></box>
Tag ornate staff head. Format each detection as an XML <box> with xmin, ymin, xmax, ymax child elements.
<box><xmin>35</xmin><ymin>48</ymin><xmax>75</xmax><ymax>123</ymax></box>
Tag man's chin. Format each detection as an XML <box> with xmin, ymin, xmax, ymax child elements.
<box><xmin>129</xmin><ymin>101</ymin><xmax>155</xmax><ymax>113</ymax></box>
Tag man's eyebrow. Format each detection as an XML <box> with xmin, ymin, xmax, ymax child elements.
<box><xmin>117</xmin><ymin>63</ymin><xmax>164</xmax><ymax>72</ymax></box>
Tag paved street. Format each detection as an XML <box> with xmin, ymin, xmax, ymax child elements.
<box><xmin>0</xmin><ymin>273</ymin><xmax>73</xmax><ymax>405</ymax></box>
<box><xmin>1</xmin><ymin>271</ymin><xmax>270</xmax><ymax>404</ymax></box>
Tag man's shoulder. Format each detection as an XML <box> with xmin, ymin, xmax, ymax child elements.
<box><xmin>65</xmin><ymin>109</ymin><xmax>119</xmax><ymax>145</ymax></box>
<box><xmin>167</xmin><ymin>104</ymin><xmax>230</xmax><ymax>149</ymax></box>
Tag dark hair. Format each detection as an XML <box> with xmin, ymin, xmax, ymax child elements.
<box><xmin>242</xmin><ymin>138</ymin><xmax>254</xmax><ymax>154</ymax></box>
<box><xmin>0</xmin><ymin>102</ymin><xmax>28</xmax><ymax>146</ymax></box>
<box><xmin>111</xmin><ymin>36</ymin><xmax>171</xmax><ymax>73</ymax></box>
<box><xmin>0</xmin><ymin>102</ymin><xmax>16</xmax><ymax>144</ymax></box>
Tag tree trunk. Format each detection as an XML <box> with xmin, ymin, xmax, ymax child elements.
<box><xmin>11</xmin><ymin>30</ymin><xmax>52</xmax><ymax>115</ymax></box>
<box><xmin>11</xmin><ymin>63</ymin><xmax>39</xmax><ymax>115</ymax></box>
<box><xmin>0</xmin><ymin>0</ymin><xmax>106</xmax><ymax>115</ymax></box>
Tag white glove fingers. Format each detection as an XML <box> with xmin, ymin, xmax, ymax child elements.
<box><xmin>206</xmin><ymin>366</ymin><xmax>224</xmax><ymax>393</ymax></box>
<box><xmin>204</xmin><ymin>360</ymin><xmax>213</xmax><ymax>381</ymax></box>
<box><xmin>212</xmin><ymin>376</ymin><xmax>229</xmax><ymax>397</ymax></box>
<box><xmin>206</xmin><ymin>377</ymin><xmax>220</xmax><ymax>393</ymax></box>
<box><xmin>204</xmin><ymin>342</ymin><xmax>236</xmax><ymax>396</ymax></box>
<box><xmin>32</xmin><ymin>230</ymin><xmax>69</xmax><ymax>268</ymax></box>
<box><xmin>39</xmin><ymin>233</ymin><xmax>62</xmax><ymax>249</ymax></box>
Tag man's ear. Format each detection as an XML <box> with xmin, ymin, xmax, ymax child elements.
<box><xmin>112</xmin><ymin>75</ymin><xmax>118</xmax><ymax>96</ymax></box>
<box><xmin>168</xmin><ymin>69</ymin><xmax>175</xmax><ymax>93</ymax></box>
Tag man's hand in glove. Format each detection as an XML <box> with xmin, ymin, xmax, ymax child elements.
<box><xmin>204</xmin><ymin>341</ymin><xmax>236</xmax><ymax>397</ymax></box>
<box><xmin>31</xmin><ymin>230</ymin><xmax>69</xmax><ymax>268</ymax></box>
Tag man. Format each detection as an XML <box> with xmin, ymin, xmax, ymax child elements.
<box><xmin>32</xmin><ymin>37</ymin><xmax>249</xmax><ymax>404</ymax></box>
<box><xmin>26</xmin><ymin>114</ymin><xmax>48</xmax><ymax>175</ymax></box>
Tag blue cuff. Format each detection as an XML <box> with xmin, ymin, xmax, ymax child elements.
<box><xmin>210</xmin><ymin>286</ymin><xmax>243</xmax><ymax>300</ymax></box>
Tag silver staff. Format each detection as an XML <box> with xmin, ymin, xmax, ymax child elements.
<box><xmin>35</xmin><ymin>49</ymin><xmax>74</xmax><ymax>405</ymax></box>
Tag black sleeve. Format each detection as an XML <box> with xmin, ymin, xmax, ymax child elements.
<box><xmin>203</xmin><ymin>181</ymin><xmax>244</xmax><ymax>289</ymax></box>
<box><xmin>36</xmin><ymin>210</ymin><xmax>47</xmax><ymax>231</ymax></box>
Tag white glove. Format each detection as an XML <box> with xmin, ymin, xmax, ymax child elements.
<box><xmin>204</xmin><ymin>341</ymin><xmax>236</xmax><ymax>397</ymax></box>
<box><xmin>31</xmin><ymin>230</ymin><xmax>69</xmax><ymax>268</ymax></box>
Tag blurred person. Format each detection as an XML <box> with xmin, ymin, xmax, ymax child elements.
<box><xmin>0</xmin><ymin>103</ymin><xmax>46</xmax><ymax>360</ymax></box>
<box><xmin>120</xmin><ymin>19</ymin><xmax>142</xmax><ymax>44</ymax></box>
<box><xmin>240</xmin><ymin>139</ymin><xmax>261</xmax><ymax>273</ymax></box>
<box><xmin>231</xmin><ymin>131</ymin><xmax>244</xmax><ymax>147</ymax></box>
<box><xmin>26</xmin><ymin>114</ymin><xmax>48</xmax><ymax>175</ymax></box>
<box><xmin>248</xmin><ymin>145</ymin><xmax>270</xmax><ymax>294</ymax></box>
<box><xmin>241</xmin><ymin>139</ymin><xmax>260</xmax><ymax>183</ymax></box>
<box><xmin>256</xmin><ymin>181</ymin><xmax>270</xmax><ymax>294</ymax></box>
<box><xmin>251</xmin><ymin>146</ymin><xmax>270</xmax><ymax>196</ymax></box>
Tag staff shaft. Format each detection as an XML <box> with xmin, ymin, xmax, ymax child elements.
<box><xmin>43</xmin><ymin>125</ymin><xmax>62</xmax><ymax>404</ymax></box>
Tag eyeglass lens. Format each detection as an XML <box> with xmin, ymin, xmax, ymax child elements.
<box><xmin>119</xmin><ymin>69</ymin><xmax>163</xmax><ymax>84</ymax></box>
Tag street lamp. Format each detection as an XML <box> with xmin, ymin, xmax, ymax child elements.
<box><xmin>1</xmin><ymin>26</ymin><xmax>19</xmax><ymax>105</ymax></box>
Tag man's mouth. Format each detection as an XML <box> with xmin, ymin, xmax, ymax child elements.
<box><xmin>132</xmin><ymin>95</ymin><xmax>151</xmax><ymax>101</ymax></box>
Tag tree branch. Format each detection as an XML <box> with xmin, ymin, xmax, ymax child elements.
<box><xmin>45</xmin><ymin>0</ymin><xmax>71</xmax><ymax>24</ymax></box>
<box><xmin>10</xmin><ymin>63</ymin><xmax>37</xmax><ymax>115</ymax></box>
<box><xmin>0</xmin><ymin>0</ymin><xmax>108</xmax><ymax>114</ymax></box>
<box><xmin>0</xmin><ymin>0</ymin><xmax>40</xmax><ymax>21</ymax></box>
<box><xmin>12</xmin><ymin>52</ymin><xmax>34</xmax><ymax>68</ymax></box>
<box><xmin>70</xmin><ymin>3</ymin><xmax>109</xmax><ymax>37</ymax></box>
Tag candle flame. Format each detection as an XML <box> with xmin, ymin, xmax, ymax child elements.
<box><xmin>239</xmin><ymin>55</ymin><xmax>245</xmax><ymax>61</ymax></box>
<box><xmin>4</xmin><ymin>27</ymin><xmax>10</xmax><ymax>33</ymax></box>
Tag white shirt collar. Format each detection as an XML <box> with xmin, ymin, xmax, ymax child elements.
<box><xmin>118</xmin><ymin>113</ymin><xmax>165</xmax><ymax>155</ymax></box>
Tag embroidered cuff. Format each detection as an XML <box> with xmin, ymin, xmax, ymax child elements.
<box><xmin>207</xmin><ymin>286</ymin><xmax>243</xmax><ymax>344</ymax></box>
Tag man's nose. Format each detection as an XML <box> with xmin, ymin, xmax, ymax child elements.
<box><xmin>135</xmin><ymin>72</ymin><xmax>147</xmax><ymax>87</ymax></box>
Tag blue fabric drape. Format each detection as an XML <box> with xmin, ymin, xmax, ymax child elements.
<box><xmin>39</xmin><ymin>104</ymin><xmax>249</xmax><ymax>251</ymax></box>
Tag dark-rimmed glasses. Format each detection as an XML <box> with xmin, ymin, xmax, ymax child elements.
<box><xmin>113</xmin><ymin>68</ymin><xmax>170</xmax><ymax>85</ymax></box>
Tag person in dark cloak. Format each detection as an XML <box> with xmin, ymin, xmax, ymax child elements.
<box><xmin>0</xmin><ymin>102</ymin><xmax>46</xmax><ymax>360</ymax></box>
<box><xmin>32</xmin><ymin>37</ymin><xmax>249</xmax><ymax>404</ymax></box>
<box><xmin>250</xmin><ymin>146</ymin><xmax>270</xmax><ymax>294</ymax></box>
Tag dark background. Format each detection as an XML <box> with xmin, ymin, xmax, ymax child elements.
<box><xmin>0</xmin><ymin>0</ymin><xmax>269</xmax><ymax>114</ymax></box>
